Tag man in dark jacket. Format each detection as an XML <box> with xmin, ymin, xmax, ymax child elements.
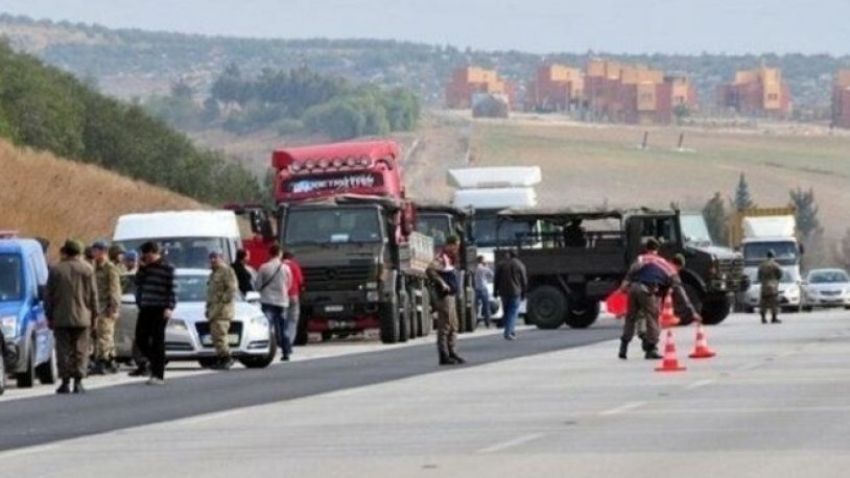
<box><xmin>232</xmin><ymin>249</ymin><xmax>254</xmax><ymax>298</ymax></box>
<box><xmin>493</xmin><ymin>250</ymin><xmax>527</xmax><ymax>341</ymax></box>
<box><xmin>46</xmin><ymin>240</ymin><xmax>98</xmax><ymax>394</ymax></box>
<box><xmin>132</xmin><ymin>241</ymin><xmax>176</xmax><ymax>385</ymax></box>
<box><xmin>426</xmin><ymin>235</ymin><xmax>465</xmax><ymax>365</ymax></box>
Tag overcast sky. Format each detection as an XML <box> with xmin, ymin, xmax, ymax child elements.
<box><xmin>1</xmin><ymin>0</ymin><xmax>848</xmax><ymax>55</ymax></box>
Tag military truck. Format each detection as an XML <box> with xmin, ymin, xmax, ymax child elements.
<box><xmin>496</xmin><ymin>207</ymin><xmax>748</xmax><ymax>328</ymax></box>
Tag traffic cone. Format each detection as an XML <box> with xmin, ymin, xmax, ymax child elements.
<box><xmin>655</xmin><ymin>329</ymin><xmax>687</xmax><ymax>372</ymax></box>
<box><xmin>688</xmin><ymin>322</ymin><xmax>716</xmax><ymax>359</ymax></box>
<box><xmin>658</xmin><ymin>292</ymin><xmax>680</xmax><ymax>328</ymax></box>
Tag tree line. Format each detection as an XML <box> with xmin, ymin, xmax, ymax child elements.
<box><xmin>0</xmin><ymin>42</ymin><xmax>261</xmax><ymax>204</ymax></box>
<box><xmin>143</xmin><ymin>64</ymin><xmax>421</xmax><ymax>141</ymax></box>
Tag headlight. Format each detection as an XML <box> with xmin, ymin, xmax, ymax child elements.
<box><xmin>250</xmin><ymin>316</ymin><xmax>269</xmax><ymax>327</ymax></box>
<box><xmin>167</xmin><ymin>319</ymin><xmax>188</xmax><ymax>331</ymax></box>
<box><xmin>367</xmin><ymin>291</ymin><xmax>380</xmax><ymax>302</ymax></box>
<box><xmin>365</xmin><ymin>281</ymin><xmax>378</xmax><ymax>290</ymax></box>
<box><xmin>0</xmin><ymin>315</ymin><xmax>17</xmax><ymax>337</ymax></box>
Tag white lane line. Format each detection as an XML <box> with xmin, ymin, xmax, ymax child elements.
<box><xmin>684</xmin><ymin>379</ymin><xmax>714</xmax><ymax>390</ymax></box>
<box><xmin>476</xmin><ymin>433</ymin><xmax>545</xmax><ymax>454</ymax></box>
<box><xmin>599</xmin><ymin>401</ymin><xmax>647</xmax><ymax>416</ymax></box>
<box><xmin>175</xmin><ymin>409</ymin><xmax>247</xmax><ymax>426</ymax></box>
<box><xmin>0</xmin><ymin>443</ymin><xmax>59</xmax><ymax>459</ymax></box>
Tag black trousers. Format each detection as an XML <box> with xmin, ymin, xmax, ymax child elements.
<box><xmin>135</xmin><ymin>307</ymin><xmax>168</xmax><ymax>379</ymax></box>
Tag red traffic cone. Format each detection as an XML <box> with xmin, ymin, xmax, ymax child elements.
<box><xmin>659</xmin><ymin>292</ymin><xmax>680</xmax><ymax>328</ymax></box>
<box><xmin>688</xmin><ymin>322</ymin><xmax>716</xmax><ymax>359</ymax></box>
<box><xmin>655</xmin><ymin>329</ymin><xmax>687</xmax><ymax>372</ymax></box>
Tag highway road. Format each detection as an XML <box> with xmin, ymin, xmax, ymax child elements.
<box><xmin>1</xmin><ymin>312</ymin><xmax>849</xmax><ymax>478</ymax></box>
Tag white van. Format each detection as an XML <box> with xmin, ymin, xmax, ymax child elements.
<box><xmin>112</xmin><ymin>211</ymin><xmax>242</xmax><ymax>270</ymax></box>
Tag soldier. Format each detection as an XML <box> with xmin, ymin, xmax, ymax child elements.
<box><xmin>206</xmin><ymin>250</ymin><xmax>238</xmax><ymax>370</ymax></box>
<box><xmin>90</xmin><ymin>240</ymin><xmax>122</xmax><ymax>375</ymax></box>
<box><xmin>83</xmin><ymin>246</ymin><xmax>95</xmax><ymax>265</ymax></box>
<box><xmin>109</xmin><ymin>244</ymin><xmax>126</xmax><ymax>272</ymax></box>
<box><xmin>757</xmin><ymin>250</ymin><xmax>783</xmax><ymax>324</ymax></box>
<box><xmin>618</xmin><ymin>239</ymin><xmax>699</xmax><ymax>360</ymax></box>
<box><xmin>426</xmin><ymin>235</ymin><xmax>466</xmax><ymax>366</ymax></box>
<box><xmin>45</xmin><ymin>240</ymin><xmax>98</xmax><ymax>394</ymax></box>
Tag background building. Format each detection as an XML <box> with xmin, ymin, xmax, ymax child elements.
<box><xmin>832</xmin><ymin>70</ymin><xmax>850</xmax><ymax>129</ymax></box>
<box><xmin>717</xmin><ymin>66</ymin><xmax>792</xmax><ymax>118</ymax></box>
<box><xmin>525</xmin><ymin>64</ymin><xmax>584</xmax><ymax>112</ymax></box>
<box><xmin>445</xmin><ymin>67</ymin><xmax>514</xmax><ymax>109</ymax></box>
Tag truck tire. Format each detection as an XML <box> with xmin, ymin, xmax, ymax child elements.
<box><xmin>680</xmin><ymin>283</ymin><xmax>702</xmax><ymax>327</ymax></box>
<box><xmin>465</xmin><ymin>285</ymin><xmax>477</xmax><ymax>332</ymax></box>
<box><xmin>528</xmin><ymin>285</ymin><xmax>567</xmax><ymax>330</ymax></box>
<box><xmin>701</xmin><ymin>297</ymin><xmax>732</xmax><ymax>325</ymax></box>
<box><xmin>421</xmin><ymin>284</ymin><xmax>433</xmax><ymax>337</ymax></box>
<box><xmin>380</xmin><ymin>296</ymin><xmax>401</xmax><ymax>344</ymax></box>
<box><xmin>36</xmin><ymin>347</ymin><xmax>58</xmax><ymax>385</ymax></box>
<box><xmin>564</xmin><ymin>300</ymin><xmax>600</xmax><ymax>329</ymax></box>
<box><xmin>455</xmin><ymin>287</ymin><xmax>469</xmax><ymax>333</ymax></box>
<box><xmin>399</xmin><ymin>290</ymin><xmax>413</xmax><ymax>342</ymax></box>
<box><xmin>16</xmin><ymin>343</ymin><xmax>36</xmax><ymax>389</ymax></box>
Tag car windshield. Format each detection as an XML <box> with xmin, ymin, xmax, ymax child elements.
<box><xmin>743</xmin><ymin>241</ymin><xmax>798</xmax><ymax>263</ymax></box>
<box><xmin>116</xmin><ymin>237</ymin><xmax>229</xmax><ymax>270</ymax></box>
<box><xmin>807</xmin><ymin>270</ymin><xmax>850</xmax><ymax>284</ymax></box>
<box><xmin>0</xmin><ymin>254</ymin><xmax>23</xmax><ymax>302</ymax></box>
<box><xmin>416</xmin><ymin>214</ymin><xmax>452</xmax><ymax>247</ymax></box>
<box><xmin>751</xmin><ymin>268</ymin><xmax>799</xmax><ymax>284</ymax></box>
<box><xmin>476</xmin><ymin>213</ymin><xmax>535</xmax><ymax>248</ymax></box>
<box><xmin>121</xmin><ymin>273</ymin><xmax>244</xmax><ymax>303</ymax></box>
<box><xmin>284</xmin><ymin>207</ymin><xmax>383</xmax><ymax>245</ymax></box>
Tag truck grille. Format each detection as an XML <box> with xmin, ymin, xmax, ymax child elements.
<box><xmin>303</xmin><ymin>264</ymin><xmax>373</xmax><ymax>290</ymax></box>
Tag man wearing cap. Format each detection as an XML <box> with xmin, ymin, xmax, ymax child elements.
<box><xmin>109</xmin><ymin>244</ymin><xmax>126</xmax><ymax>273</ymax></box>
<box><xmin>426</xmin><ymin>235</ymin><xmax>466</xmax><ymax>365</ymax></box>
<box><xmin>206</xmin><ymin>250</ymin><xmax>239</xmax><ymax>369</ymax></box>
<box><xmin>46</xmin><ymin>240</ymin><xmax>98</xmax><ymax>394</ymax></box>
<box><xmin>90</xmin><ymin>240</ymin><xmax>123</xmax><ymax>375</ymax></box>
<box><xmin>123</xmin><ymin>251</ymin><xmax>140</xmax><ymax>275</ymax></box>
<box><xmin>618</xmin><ymin>239</ymin><xmax>700</xmax><ymax>360</ymax></box>
<box><xmin>757</xmin><ymin>250</ymin><xmax>783</xmax><ymax>324</ymax></box>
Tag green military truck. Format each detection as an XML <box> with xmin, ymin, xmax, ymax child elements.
<box><xmin>496</xmin><ymin>207</ymin><xmax>748</xmax><ymax>328</ymax></box>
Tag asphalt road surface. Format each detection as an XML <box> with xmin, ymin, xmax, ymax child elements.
<box><xmin>2</xmin><ymin>311</ymin><xmax>850</xmax><ymax>478</ymax></box>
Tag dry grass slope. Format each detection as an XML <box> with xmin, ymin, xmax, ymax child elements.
<box><xmin>0</xmin><ymin>139</ymin><xmax>207</xmax><ymax>255</ymax></box>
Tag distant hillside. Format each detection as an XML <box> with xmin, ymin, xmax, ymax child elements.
<box><xmin>0</xmin><ymin>139</ymin><xmax>206</xmax><ymax>257</ymax></box>
<box><xmin>2</xmin><ymin>13</ymin><xmax>849</xmax><ymax>117</ymax></box>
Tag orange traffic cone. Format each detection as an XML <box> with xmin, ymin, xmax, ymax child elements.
<box><xmin>658</xmin><ymin>292</ymin><xmax>680</xmax><ymax>328</ymax></box>
<box><xmin>688</xmin><ymin>322</ymin><xmax>716</xmax><ymax>359</ymax></box>
<box><xmin>655</xmin><ymin>329</ymin><xmax>687</xmax><ymax>372</ymax></box>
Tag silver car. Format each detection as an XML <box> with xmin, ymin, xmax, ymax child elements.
<box><xmin>743</xmin><ymin>267</ymin><xmax>802</xmax><ymax>313</ymax></box>
<box><xmin>116</xmin><ymin>269</ymin><xmax>276</xmax><ymax>369</ymax></box>
<box><xmin>803</xmin><ymin>268</ymin><xmax>850</xmax><ymax>311</ymax></box>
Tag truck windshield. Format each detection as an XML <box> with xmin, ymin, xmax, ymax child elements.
<box><xmin>116</xmin><ymin>238</ymin><xmax>229</xmax><ymax>270</ymax></box>
<box><xmin>743</xmin><ymin>241</ymin><xmax>798</xmax><ymax>263</ymax></box>
<box><xmin>0</xmin><ymin>254</ymin><xmax>23</xmax><ymax>302</ymax></box>
<box><xmin>285</xmin><ymin>207</ymin><xmax>383</xmax><ymax>245</ymax></box>
<box><xmin>476</xmin><ymin>213</ymin><xmax>534</xmax><ymax>248</ymax></box>
<box><xmin>416</xmin><ymin>215</ymin><xmax>452</xmax><ymax>247</ymax></box>
<box><xmin>680</xmin><ymin>214</ymin><xmax>713</xmax><ymax>246</ymax></box>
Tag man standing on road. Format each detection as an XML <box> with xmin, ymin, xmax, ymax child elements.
<box><xmin>493</xmin><ymin>250</ymin><xmax>527</xmax><ymax>341</ymax></box>
<box><xmin>207</xmin><ymin>251</ymin><xmax>239</xmax><ymax>370</ymax></box>
<box><xmin>283</xmin><ymin>250</ymin><xmax>304</xmax><ymax>356</ymax></box>
<box><xmin>46</xmin><ymin>240</ymin><xmax>98</xmax><ymax>394</ymax></box>
<box><xmin>758</xmin><ymin>250</ymin><xmax>783</xmax><ymax>324</ymax></box>
<box><xmin>90</xmin><ymin>240</ymin><xmax>122</xmax><ymax>375</ymax></box>
<box><xmin>427</xmin><ymin>235</ymin><xmax>466</xmax><ymax>365</ymax></box>
<box><xmin>473</xmin><ymin>255</ymin><xmax>493</xmax><ymax>328</ymax></box>
<box><xmin>132</xmin><ymin>241</ymin><xmax>176</xmax><ymax>385</ymax></box>
<box><xmin>255</xmin><ymin>245</ymin><xmax>292</xmax><ymax>361</ymax></box>
<box><xmin>232</xmin><ymin>249</ymin><xmax>255</xmax><ymax>298</ymax></box>
<box><xmin>618</xmin><ymin>240</ymin><xmax>699</xmax><ymax>360</ymax></box>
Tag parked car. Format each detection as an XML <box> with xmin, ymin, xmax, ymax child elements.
<box><xmin>802</xmin><ymin>268</ymin><xmax>850</xmax><ymax>311</ymax></box>
<box><xmin>0</xmin><ymin>235</ymin><xmax>57</xmax><ymax>389</ymax></box>
<box><xmin>743</xmin><ymin>266</ymin><xmax>802</xmax><ymax>313</ymax></box>
<box><xmin>116</xmin><ymin>269</ymin><xmax>275</xmax><ymax>369</ymax></box>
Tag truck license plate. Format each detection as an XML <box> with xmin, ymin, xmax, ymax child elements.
<box><xmin>329</xmin><ymin>320</ymin><xmax>354</xmax><ymax>330</ymax></box>
<box><xmin>325</xmin><ymin>305</ymin><xmax>344</xmax><ymax>313</ymax></box>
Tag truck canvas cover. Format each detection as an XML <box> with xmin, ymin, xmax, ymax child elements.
<box><xmin>742</xmin><ymin>216</ymin><xmax>796</xmax><ymax>238</ymax></box>
<box><xmin>446</xmin><ymin>167</ymin><xmax>542</xmax><ymax>189</ymax></box>
<box><xmin>452</xmin><ymin>188</ymin><xmax>537</xmax><ymax>210</ymax></box>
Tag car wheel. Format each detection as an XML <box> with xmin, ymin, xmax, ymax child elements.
<box><xmin>803</xmin><ymin>306</ymin><xmax>813</xmax><ymax>312</ymax></box>
<box><xmin>16</xmin><ymin>343</ymin><xmax>36</xmax><ymax>389</ymax></box>
<box><xmin>198</xmin><ymin>357</ymin><xmax>218</xmax><ymax>368</ymax></box>
<box><xmin>36</xmin><ymin>346</ymin><xmax>58</xmax><ymax>385</ymax></box>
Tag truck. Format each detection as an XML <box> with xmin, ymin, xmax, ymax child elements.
<box><xmin>727</xmin><ymin>207</ymin><xmax>804</xmax><ymax>312</ymax></box>
<box><xmin>414</xmin><ymin>202</ymin><xmax>478</xmax><ymax>332</ymax></box>
<box><xmin>241</xmin><ymin>140</ymin><xmax>435</xmax><ymax>345</ymax></box>
<box><xmin>496</xmin><ymin>207</ymin><xmax>748</xmax><ymax>328</ymax></box>
<box><xmin>447</xmin><ymin>166</ymin><xmax>542</xmax><ymax>322</ymax></box>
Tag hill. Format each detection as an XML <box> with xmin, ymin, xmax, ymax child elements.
<box><xmin>2</xmin><ymin>14</ymin><xmax>849</xmax><ymax>116</ymax></box>
<box><xmin>0</xmin><ymin>139</ymin><xmax>206</xmax><ymax>256</ymax></box>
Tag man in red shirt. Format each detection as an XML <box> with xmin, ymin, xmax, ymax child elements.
<box><xmin>283</xmin><ymin>251</ymin><xmax>304</xmax><ymax>359</ymax></box>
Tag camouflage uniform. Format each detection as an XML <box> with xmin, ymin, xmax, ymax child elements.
<box><xmin>757</xmin><ymin>258</ymin><xmax>783</xmax><ymax>323</ymax></box>
<box><xmin>94</xmin><ymin>259</ymin><xmax>122</xmax><ymax>366</ymax></box>
<box><xmin>426</xmin><ymin>251</ymin><xmax>463</xmax><ymax>365</ymax></box>
<box><xmin>206</xmin><ymin>263</ymin><xmax>238</xmax><ymax>359</ymax></box>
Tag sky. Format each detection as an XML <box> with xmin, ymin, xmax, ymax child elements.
<box><xmin>0</xmin><ymin>0</ymin><xmax>848</xmax><ymax>55</ymax></box>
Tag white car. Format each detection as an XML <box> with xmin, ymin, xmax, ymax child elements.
<box><xmin>802</xmin><ymin>268</ymin><xmax>850</xmax><ymax>311</ymax></box>
<box><xmin>117</xmin><ymin>269</ymin><xmax>276</xmax><ymax>369</ymax></box>
<box><xmin>744</xmin><ymin>268</ymin><xmax>802</xmax><ymax>313</ymax></box>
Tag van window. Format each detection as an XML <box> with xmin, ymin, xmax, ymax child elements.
<box><xmin>116</xmin><ymin>237</ymin><xmax>229</xmax><ymax>269</ymax></box>
<box><xmin>0</xmin><ymin>254</ymin><xmax>23</xmax><ymax>302</ymax></box>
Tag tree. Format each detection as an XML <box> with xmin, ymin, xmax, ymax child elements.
<box><xmin>734</xmin><ymin>173</ymin><xmax>755</xmax><ymax>211</ymax></box>
<box><xmin>789</xmin><ymin>186</ymin><xmax>822</xmax><ymax>241</ymax></box>
<box><xmin>702</xmin><ymin>192</ymin><xmax>728</xmax><ymax>245</ymax></box>
<box><xmin>834</xmin><ymin>228</ymin><xmax>850</xmax><ymax>272</ymax></box>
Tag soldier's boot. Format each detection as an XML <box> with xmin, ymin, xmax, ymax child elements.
<box><xmin>771</xmin><ymin>314</ymin><xmax>781</xmax><ymax>324</ymax></box>
<box><xmin>449</xmin><ymin>351</ymin><xmax>466</xmax><ymax>364</ymax></box>
<box><xmin>128</xmin><ymin>362</ymin><xmax>150</xmax><ymax>377</ymax></box>
<box><xmin>73</xmin><ymin>379</ymin><xmax>86</xmax><ymax>394</ymax></box>
<box><xmin>106</xmin><ymin>359</ymin><xmax>119</xmax><ymax>374</ymax></box>
<box><xmin>56</xmin><ymin>379</ymin><xmax>71</xmax><ymax>395</ymax></box>
<box><xmin>642</xmin><ymin>340</ymin><xmax>662</xmax><ymax>360</ymax></box>
<box><xmin>618</xmin><ymin>339</ymin><xmax>629</xmax><ymax>360</ymax></box>
<box><xmin>760</xmin><ymin>313</ymin><xmax>767</xmax><ymax>324</ymax></box>
<box><xmin>90</xmin><ymin>360</ymin><xmax>106</xmax><ymax>376</ymax></box>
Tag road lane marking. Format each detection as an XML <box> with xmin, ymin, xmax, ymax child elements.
<box><xmin>0</xmin><ymin>443</ymin><xmax>59</xmax><ymax>459</ymax></box>
<box><xmin>629</xmin><ymin>406</ymin><xmax>850</xmax><ymax>415</ymax></box>
<box><xmin>476</xmin><ymin>433</ymin><xmax>545</xmax><ymax>454</ymax></box>
<box><xmin>684</xmin><ymin>379</ymin><xmax>714</xmax><ymax>390</ymax></box>
<box><xmin>599</xmin><ymin>401</ymin><xmax>647</xmax><ymax>416</ymax></box>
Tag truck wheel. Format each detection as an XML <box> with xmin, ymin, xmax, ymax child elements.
<box><xmin>412</xmin><ymin>284</ymin><xmax>424</xmax><ymax>338</ymax></box>
<box><xmin>701</xmin><ymin>297</ymin><xmax>732</xmax><ymax>325</ymax></box>
<box><xmin>380</xmin><ymin>296</ymin><xmax>401</xmax><ymax>344</ymax></box>
<box><xmin>36</xmin><ymin>347</ymin><xmax>58</xmax><ymax>385</ymax></box>
<box><xmin>421</xmin><ymin>285</ymin><xmax>433</xmax><ymax>337</ymax></box>
<box><xmin>400</xmin><ymin>290</ymin><xmax>414</xmax><ymax>342</ymax></box>
<box><xmin>564</xmin><ymin>300</ymin><xmax>600</xmax><ymax>329</ymax></box>
<box><xmin>16</xmin><ymin>343</ymin><xmax>36</xmax><ymax>389</ymax></box>
<box><xmin>528</xmin><ymin>285</ymin><xmax>567</xmax><ymax>330</ymax></box>
<box><xmin>455</xmin><ymin>287</ymin><xmax>468</xmax><ymax>333</ymax></box>
<box><xmin>680</xmin><ymin>283</ymin><xmax>702</xmax><ymax>327</ymax></box>
<box><xmin>465</xmin><ymin>285</ymin><xmax>477</xmax><ymax>332</ymax></box>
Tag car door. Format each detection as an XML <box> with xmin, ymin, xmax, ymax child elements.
<box><xmin>115</xmin><ymin>274</ymin><xmax>139</xmax><ymax>360</ymax></box>
<box><xmin>28</xmin><ymin>252</ymin><xmax>51</xmax><ymax>365</ymax></box>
